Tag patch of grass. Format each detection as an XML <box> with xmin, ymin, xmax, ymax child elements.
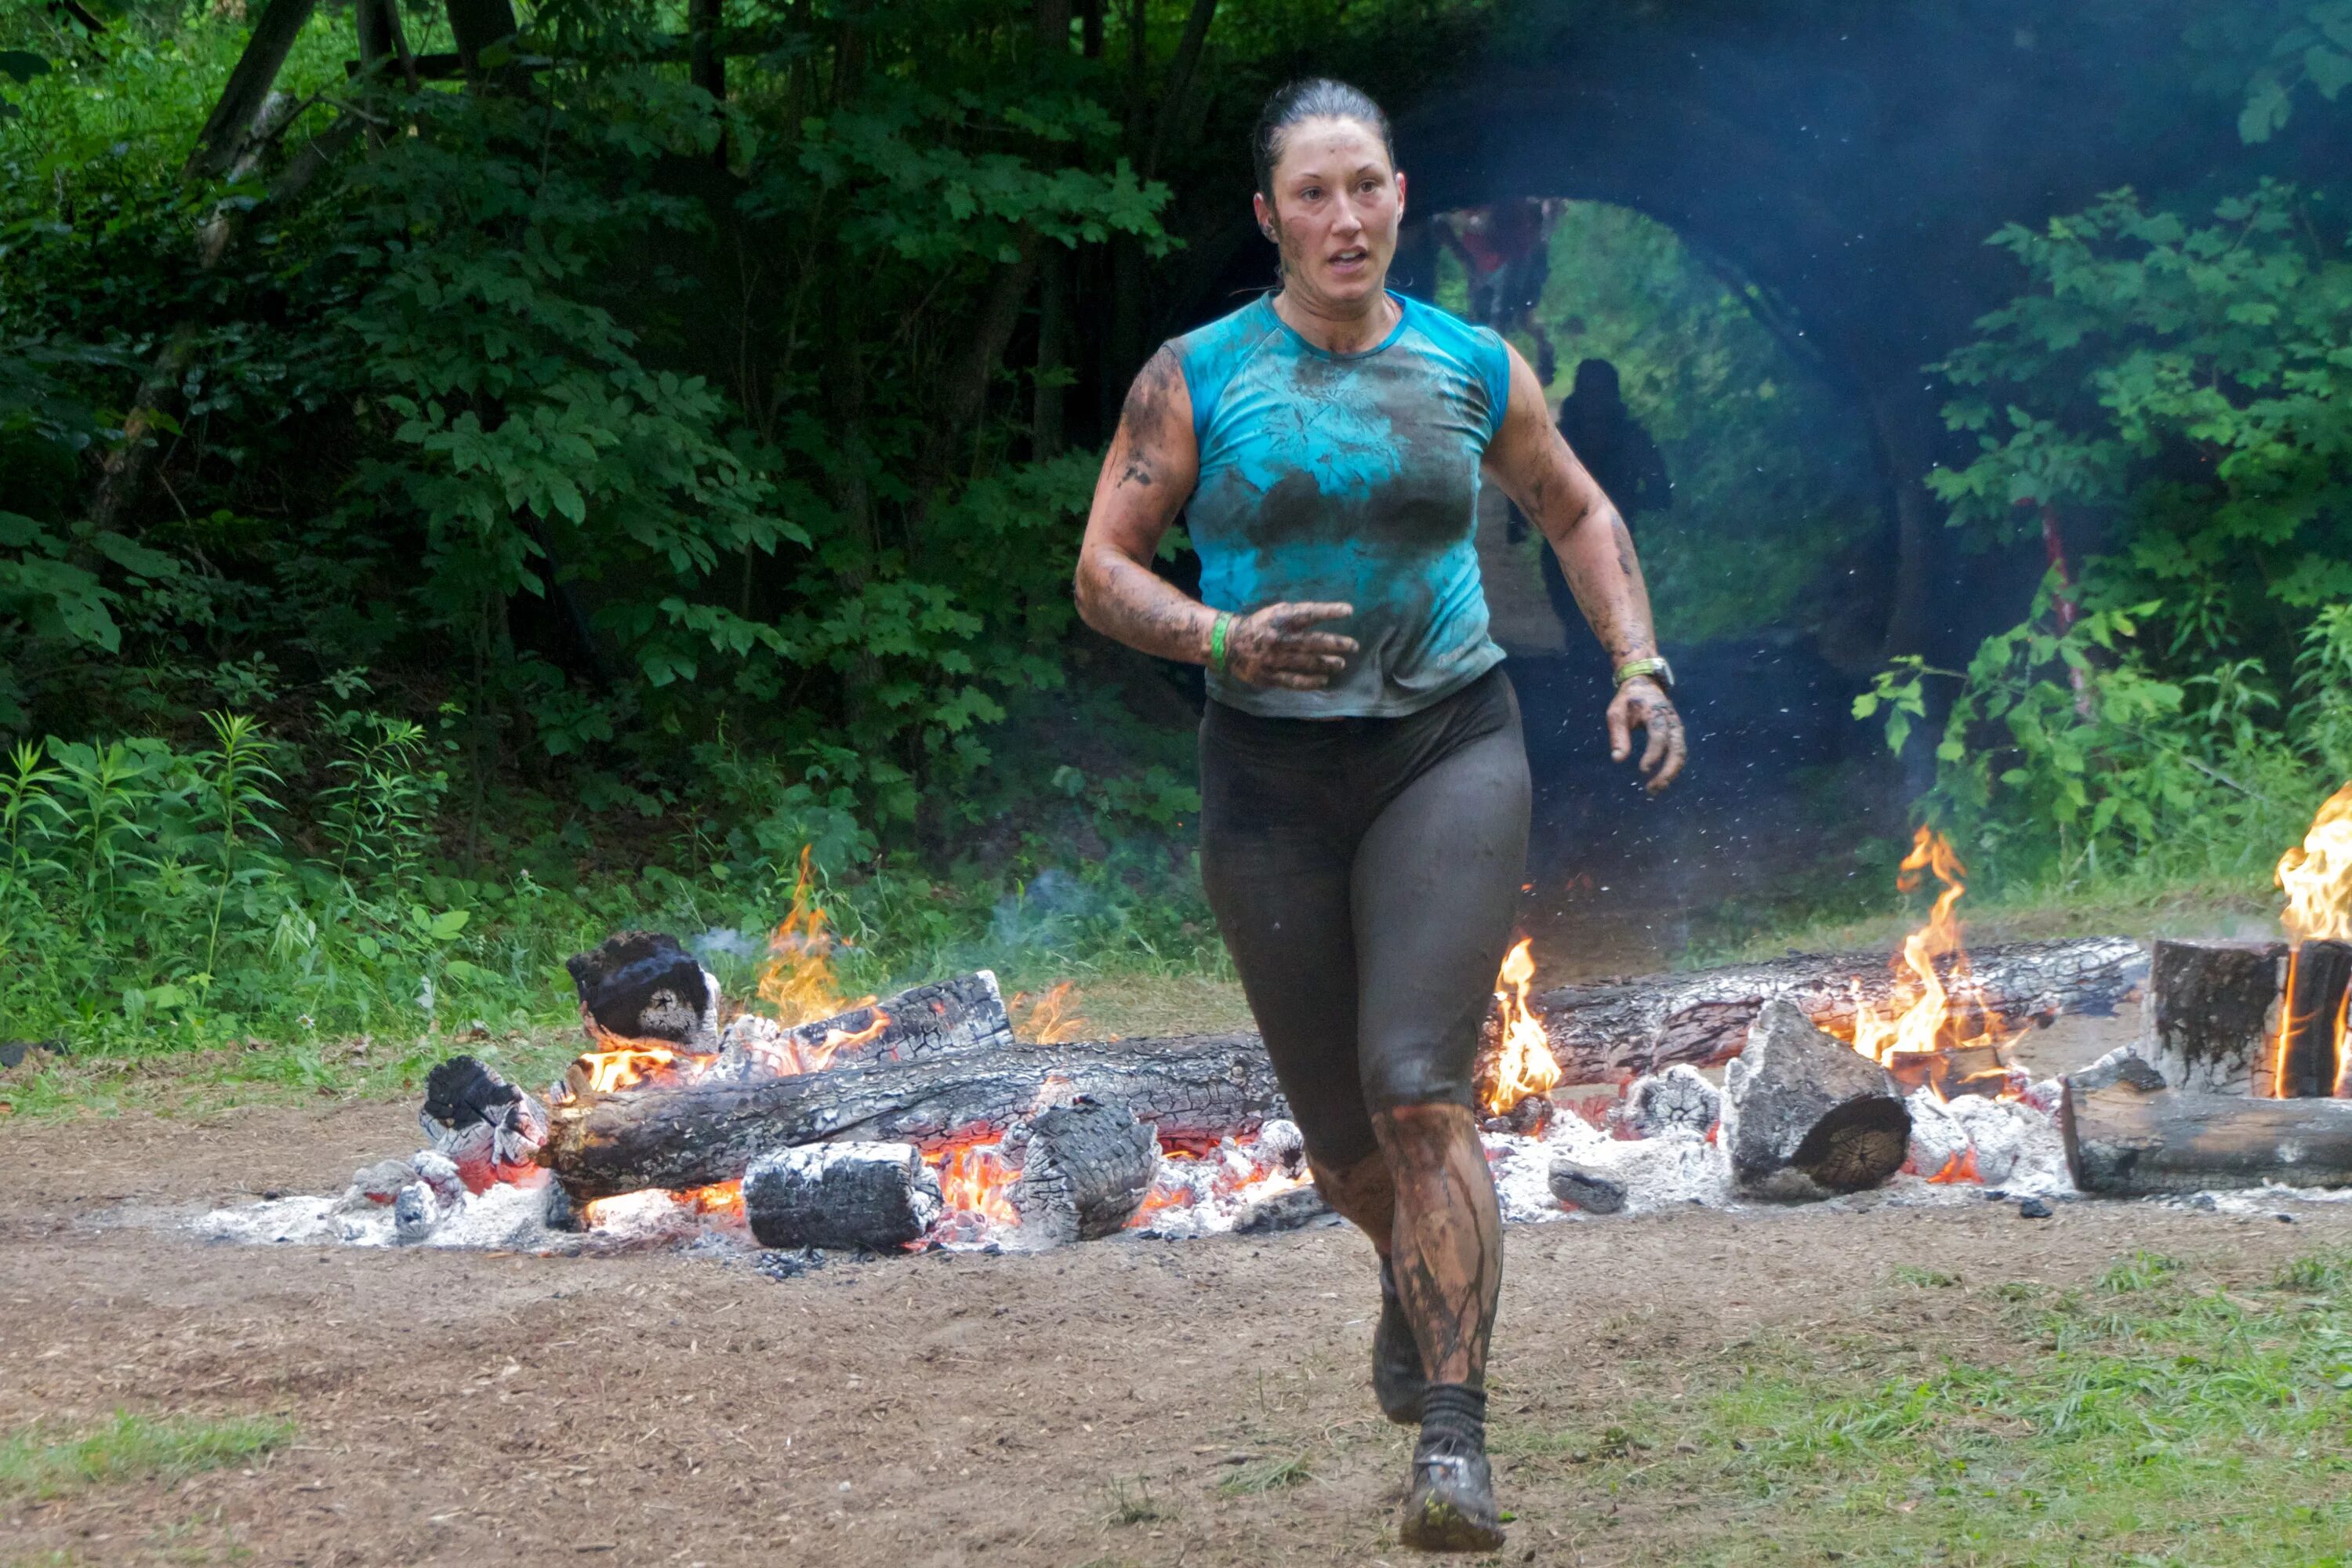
<box><xmin>2096</xmin><ymin>1250</ymin><xmax>2184</xmax><ymax>1293</ymax></box>
<box><xmin>1889</xmin><ymin>1264</ymin><xmax>1961</xmax><ymax>1289</ymax></box>
<box><xmin>1503</xmin><ymin>1250</ymin><xmax>2352</xmax><ymax>1566</ymax></box>
<box><xmin>1217</xmin><ymin>1454</ymin><xmax>1313</xmax><ymax>1496</ymax></box>
<box><xmin>2275</xmin><ymin>1249</ymin><xmax>2352</xmax><ymax>1293</ymax></box>
<box><xmin>1103</xmin><ymin>1477</ymin><xmax>1169</xmax><ymax>1526</ymax></box>
<box><xmin>0</xmin><ymin>1412</ymin><xmax>294</xmax><ymax>1501</ymax></box>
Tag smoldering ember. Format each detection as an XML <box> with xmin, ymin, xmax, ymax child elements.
<box><xmin>198</xmin><ymin>806</ymin><xmax>2352</xmax><ymax>1261</ymax></box>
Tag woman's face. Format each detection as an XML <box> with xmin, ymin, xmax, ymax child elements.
<box><xmin>1254</xmin><ymin>115</ymin><xmax>1406</xmax><ymax>310</ymax></box>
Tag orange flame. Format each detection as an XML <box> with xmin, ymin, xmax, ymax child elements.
<box><xmin>2278</xmin><ymin>782</ymin><xmax>2352</xmax><ymax>942</ymax></box>
<box><xmin>1481</xmin><ymin>938</ymin><xmax>1562</xmax><ymax>1116</ymax></box>
<box><xmin>1925</xmin><ymin>1148</ymin><xmax>1980</xmax><ymax>1185</ymax></box>
<box><xmin>1016</xmin><ymin>982</ymin><xmax>1091</xmax><ymax>1044</ymax></box>
<box><xmin>934</xmin><ymin>1144</ymin><xmax>1020</xmax><ymax>1228</ymax></box>
<box><xmin>2266</xmin><ymin>785</ymin><xmax>2352</xmax><ymax>1097</ymax></box>
<box><xmin>580</xmin><ymin>1041</ymin><xmax>681</xmax><ymax>1094</ymax></box>
<box><xmin>757</xmin><ymin>846</ymin><xmax>874</xmax><ymax>1026</ymax></box>
<box><xmin>1846</xmin><ymin>829</ymin><xmax>2009</xmax><ymax>1075</ymax></box>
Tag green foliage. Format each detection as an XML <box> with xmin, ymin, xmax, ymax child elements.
<box><xmin>1863</xmin><ymin>181</ymin><xmax>2352</xmax><ymax>887</ymax></box>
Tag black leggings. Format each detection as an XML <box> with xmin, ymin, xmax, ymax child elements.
<box><xmin>1198</xmin><ymin>667</ymin><xmax>1533</xmax><ymax>1170</ymax></box>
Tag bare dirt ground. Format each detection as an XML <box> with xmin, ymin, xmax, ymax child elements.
<box><xmin>5</xmin><ymin>1095</ymin><xmax>2349</xmax><ymax>1568</ymax></box>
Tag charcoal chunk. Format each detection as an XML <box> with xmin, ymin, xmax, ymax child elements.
<box><xmin>1232</xmin><ymin>1185</ymin><xmax>1332</xmax><ymax>1233</ymax></box>
<box><xmin>1548</xmin><ymin>1160</ymin><xmax>1628</xmax><ymax>1215</ymax></box>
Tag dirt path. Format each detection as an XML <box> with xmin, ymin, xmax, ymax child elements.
<box><xmin>5</xmin><ymin>1097</ymin><xmax>2347</xmax><ymax>1567</ymax></box>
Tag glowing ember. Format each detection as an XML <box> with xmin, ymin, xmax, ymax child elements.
<box><xmin>2278</xmin><ymin>782</ymin><xmax>2352</xmax><ymax>942</ymax></box>
<box><xmin>1016</xmin><ymin>981</ymin><xmax>1091</xmax><ymax>1044</ymax></box>
<box><xmin>934</xmin><ymin>1144</ymin><xmax>1020</xmax><ymax>1228</ymax></box>
<box><xmin>1482</xmin><ymin>938</ymin><xmax>1562</xmax><ymax>1116</ymax></box>
<box><xmin>1925</xmin><ymin>1148</ymin><xmax>1980</xmax><ymax>1185</ymax></box>
<box><xmin>757</xmin><ymin>845</ymin><xmax>875</xmax><ymax>1025</ymax></box>
<box><xmin>579</xmin><ymin>1040</ymin><xmax>684</xmax><ymax>1095</ymax></box>
<box><xmin>1846</xmin><ymin>829</ymin><xmax>2011</xmax><ymax>1076</ymax></box>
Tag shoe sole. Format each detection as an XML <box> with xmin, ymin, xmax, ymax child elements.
<box><xmin>1399</xmin><ymin>1496</ymin><xmax>1505</xmax><ymax>1553</ymax></box>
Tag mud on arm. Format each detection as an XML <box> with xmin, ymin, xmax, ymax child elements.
<box><xmin>1074</xmin><ymin>349</ymin><xmax>1357</xmax><ymax>691</ymax></box>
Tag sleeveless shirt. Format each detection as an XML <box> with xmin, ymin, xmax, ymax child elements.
<box><xmin>1170</xmin><ymin>292</ymin><xmax>1514</xmax><ymax>718</ymax></box>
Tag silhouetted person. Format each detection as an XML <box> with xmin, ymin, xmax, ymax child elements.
<box><xmin>1542</xmin><ymin>358</ymin><xmax>1668</xmax><ymax>647</ymax></box>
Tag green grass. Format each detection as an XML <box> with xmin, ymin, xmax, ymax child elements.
<box><xmin>1506</xmin><ymin>1248</ymin><xmax>2352</xmax><ymax>1566</ymax></box>
<box><xmin>1694</xmin><ymin>868</ymin><xmax>2281</xmax><ymax>968</ymax></box>
<box><xmin>1216</xmin><ymin>1454</ymin><xmax>1314</xmax><ymax>1496</ymax></box>
<box><xmin>0</xmin><ymin>1412</ymin><xmax>294</xmax><ymax>1501</ymax></box>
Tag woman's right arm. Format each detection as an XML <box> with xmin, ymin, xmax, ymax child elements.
<box><xmin>1073</xmin><ymin>347</ymin><xmax>1358</xmax><ymax>689</ymax></box>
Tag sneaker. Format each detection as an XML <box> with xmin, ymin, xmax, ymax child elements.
<box><xmin>1399</xmin><ymin>1440</ymin><xmax>1505</xmax><ymax>1552</ymax></box>
<box><xmin>1372</xmin><ymin>1258</ymin><xmax>1426</xmax><ymax>1425</ymax></box>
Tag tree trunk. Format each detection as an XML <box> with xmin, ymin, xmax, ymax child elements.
<box><xmin>1033</xmin><ymin>241</ymin><xmax>1069</xmax><ymax>458</ymax></box>
<box><xmin>940</xmin><ymin>234</ymin><xmax>1040</xmax><ymax>440</ymax></box>
<box><xmin>445</xmin><ymin>0</ymin><xmax>520</xmax><ymax>84</ymax></box>
<box><xmin>185</xmin><ymin>0</ymin><xmax>319</xmax><ymax>182</ymax></box>
<box><xmin>356</xmin><ymin>0</ymin><xmax>420</xmax><ymax>92</ymax></box>
<box><xmin>2063</xmin><ymin>1079</ymin><xmax>2352</xmax><ymax>1196</ymax></box>
<box><xmin>1530</xmin><ymin>935</ymin><xmax>2146</xmax><ymax>1086</ymax></box>
<box><xmin>2141</xmin><ymin>937</ymin><xmax>2285</xmax><ymax>1094</ymax></box>
<box><xmin>542</xmin><ymin>1033</ymin><xmax>1283</xmax><ymax>1201</ymax></box>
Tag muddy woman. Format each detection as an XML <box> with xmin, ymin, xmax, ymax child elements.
<box><xmin>1074</xmin><ymin>78</ymin><xmax>1685</xmax><ymax>1550</ymax></box>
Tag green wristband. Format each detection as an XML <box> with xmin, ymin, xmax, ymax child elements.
<box><xmin>1208</xmin><ymin>612</ymin><xmax>1234</xmax><ymax>675</ymax></box>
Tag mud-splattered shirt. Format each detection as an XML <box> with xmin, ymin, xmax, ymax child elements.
<box><xmin>1171</xmin><ymin>292</ymin><xmax>1514</xmax><ymax>718</ymax></box>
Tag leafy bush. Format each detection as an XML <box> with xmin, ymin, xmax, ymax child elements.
<box><xmin>1858</xmin><ymin>181</ymin><xmax>2352</xmax><ymax>887</ymax></box>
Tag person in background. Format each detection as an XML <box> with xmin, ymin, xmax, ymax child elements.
<box><xmin>1542</xmin><ymin>358</ymin><xmax>1669</xmax><ymax>647</ymax></box>
<box><xmin>1439</xmin><ymin>199</ymin><xmax>1559</xmax><ymax>383</ymax></box>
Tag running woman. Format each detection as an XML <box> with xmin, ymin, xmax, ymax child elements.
<box><xmin>1073</xmin><ymin>78</ymin><xmax>1686</xmax><ymax>1552</ymax></box>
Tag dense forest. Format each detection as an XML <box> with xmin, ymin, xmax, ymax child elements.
<box><xmin>3</xmin><ymin>0</ymin><xmax>2350</xmax><ymax>1052</ymax></box>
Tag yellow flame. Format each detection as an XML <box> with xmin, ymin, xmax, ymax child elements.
<box><xmin>756</xmin><ymin>845</ymin><xmax>873</xmax><ymax>1025</ymax></box>
<box><xmin>2278</xmin><ymin>781</ymin><xmax>2352</xmax><ymax>942</ymax></box>
<box><xmin>1016</xmin><ymin>981</ymin><xmax>1091</xmax><ymax>1044</ymax></box>
<box><xmin>1847</xmin><ymin>828</ymin><xmax>2005</xmax><ymax>1069</ymax></box>
<box><xmin>1483</xmin><ymin>938</ymin><xmax>1561</xmax><ymax>1116</ymax></box>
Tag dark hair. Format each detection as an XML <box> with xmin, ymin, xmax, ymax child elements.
<box><xmin>1251</xmin><ymin>78</ymin><xmax>1395</xmax><ymax>201</ymax></box>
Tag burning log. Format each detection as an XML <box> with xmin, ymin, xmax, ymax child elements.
<box><xmin>2266</xmin><ymin>940</ymin><xmax>2352</xmax><ymax>1099</ymax></box>
<box><xmin>543</xmin><ymin>1033</ymin><xmax>1286</xmax><ymax>1202</ymax></box>
<box><xmin>2063</xmin><ymin>1077</ymin><xmax>2352</xmax><ymax>1195</ymax></box>
<box><xmin>743</xmin><ymin>1143</ymin><xmax>942</xmax><ymax>1250</ymax></box>
<box><xmin>711</xmin><ymin>972</ymin><xmax>1011</xmax><ymax>1079</ymax></box>
<box><xmin>1005</xmin><ymin>1095</ymin><xmax>1160</xmax><ymax>1242</ymax></box>
<box><xmin>1526</xmin><ymin>936</ymin><xmax>2146</xmax><ymax>1085</ymax></box>
<box><xmin>2140</xmin><ymin>938</ymin><xmax>2286</xmax><ymax>1094</ymax></box>
<box><xmin>1721</xmin><ymin>1000</ymin><xmax>1911</xmax><ymax>1200</ymax></box>
<box><xmin>420</xmin><ymin>1055</ymin><xmax>548</xmax><ymax>1192</ymax></box>
<box><xmin>565</xmin><ymin>931</ymin><xmax>720</xmax><ymax>1048</ymax></box>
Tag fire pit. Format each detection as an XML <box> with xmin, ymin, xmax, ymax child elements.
<box><xmin>194</xmin><ymin>790</ymin><xmax>2352</xmax><ymax>1260</ymax></box>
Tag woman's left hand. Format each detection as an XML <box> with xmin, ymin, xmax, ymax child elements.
<box><xmin>1606</xmin><ymin>677</ymin><xmax>1686</xmax><ymax>793</ymax></box>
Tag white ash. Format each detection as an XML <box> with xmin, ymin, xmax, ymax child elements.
<box><xmin>198</xmin><ymin>1177</ymin><xmax>552</xmax><ymax>1250</ymax></box>
<box><xmin>1613</xmin><ymin>1065</ymin><xmax>1722</xmax><ymax>1139</ymax></box>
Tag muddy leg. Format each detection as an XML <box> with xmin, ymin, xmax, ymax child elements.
<box><xmin>1374</xmin><ymin>1102</ymin><xmax>1503</xmax><ymax>1387</ymax></box>
<box><xmin>1308</xmin><ymin>1147</ymin><xmax>1398</xmax><ymax>1252</ymax></box>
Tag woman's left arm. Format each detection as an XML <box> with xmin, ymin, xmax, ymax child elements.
<box><xmin>1483</xmin><ymin>343</ymin><xmax>1687</xmax><ymax>793</ymax></box>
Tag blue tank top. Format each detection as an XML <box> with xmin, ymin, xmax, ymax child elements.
<box><xmin>1171</xmin><ymin>292</ymin><xmax>1515</xmax><ymax>718</ymax></box>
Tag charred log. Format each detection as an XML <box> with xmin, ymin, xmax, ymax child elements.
<box><xmin>1722</xmin><ymin>1000</ymin><xmax>1910</xmax><ymax>1200</ymax></box>
<box><xmin>2063</xmin><ymin>1079</ymin><xmax>2352</xmax><ymax>1195</ymax></box>
<box><xmin>1530</xmin><ymin>936</ymin><xmax>2146</xmax><ymax>1086</ymax></box>
<box><xmin>2140</xmin><ymin>938</ymin><xmax>2287</xmax><ymax>1094</ymax></box>
<box><xmin>419</xmin><ymin>1054</ymin><xmax>546</xmax><ymax>1192</ymax></box>
<box><xmin>743</xmin><ymin>1143</ymin><xmax>942</xmax><ymax>1250</ymax></box>
<box><xmin>710</xmin><ymin>972</ymin><xmax>1011</xmax><ymax>1080</ymax></box>
<box><xmin>1613</xmin><ymin>1065</ymin><xmax>1720</xmax><ymax>1138</ymax></box>
<box><xmin>1005</xmin><ymin>1096</ymin><xmax>1159</xmax><ymax>1242</ymax></box>
<box><xmin>543</xmin><ymin>1033</ymin><xmax>1286</xmax><ymax>1202</ymax></box>
<box><xmin>564</xmin><ymin>931</ymin><xmax>719</xmax><ymax>1048</ymax></box>
<box><xmin>2268</xmin><ymin>941</ymin><xmax>2352</xmax><ymax>1100</ymax></box>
